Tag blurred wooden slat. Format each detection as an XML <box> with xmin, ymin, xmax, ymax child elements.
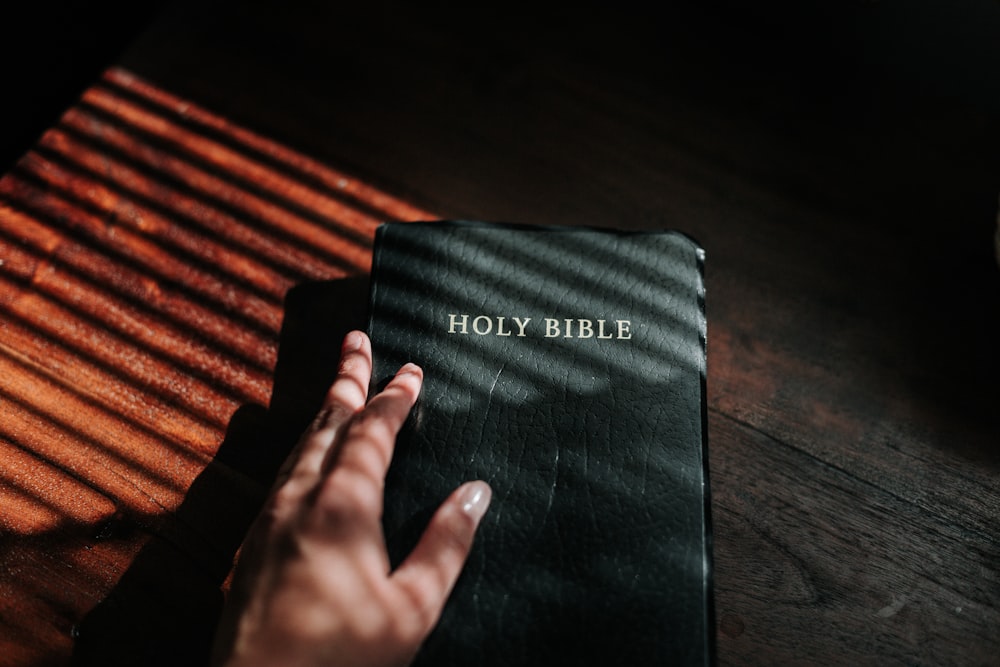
<box><xmin>0</xmin><ymin>66</ymin><xmax>432</xmax><ymax>666</ymax></box>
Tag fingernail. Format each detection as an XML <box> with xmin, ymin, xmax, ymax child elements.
<box><xmin>397</xmin><ymin>362</ymin><xmax>422</xmax><ymax>378</ymax></box>
<box><xmin>459</xmin><ymin>481</ymin><xmax>492</xmax><ymax>523</ymax></box>
<box><xmin>343</xmin><ymin>330</ymin><xmax>363</xmax><ymax>352</ymax></box>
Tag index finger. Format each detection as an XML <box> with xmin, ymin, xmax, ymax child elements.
<box><xmin>326</xmin><ymin>362</ymin><xmax>423</xmax><ymax>486</ymax></box>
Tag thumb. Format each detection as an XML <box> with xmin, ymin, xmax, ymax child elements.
<box><xmin>390</xmin><ymin>481</ymin><xmax>492</xmax><ymax>629</ymax></box>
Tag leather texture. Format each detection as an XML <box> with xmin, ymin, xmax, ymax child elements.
<box><xmin>368</xmin><ymin>221</ymin><xmax>713</xmax><ymax>666</ymax></box>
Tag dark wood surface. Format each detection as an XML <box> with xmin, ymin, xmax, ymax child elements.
<box><xmin>2</xmin><ymin>1</ymin><xmax>999</xmax><ymax>665</ymax></box>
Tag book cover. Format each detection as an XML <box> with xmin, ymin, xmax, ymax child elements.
<box><xmin>367</xmin><ymin>220</ymin><xmax>713</xmax><ymax>666</ymax></box>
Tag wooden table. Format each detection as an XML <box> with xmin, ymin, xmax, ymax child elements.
<box><xmin>2</xmin><ymin>2</ymin><xmax>998</xmax><ymax>665</ymax></box>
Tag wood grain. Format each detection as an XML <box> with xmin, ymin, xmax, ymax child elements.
<box><xmin>3</xmin><ymin>1</ymin><xmax>1000</xmax><ymax>665</ymax></box>
<box><xmin>0</xmin><ymin>67</ymin><xmax>431</xmax><ymax>666</ymax></box>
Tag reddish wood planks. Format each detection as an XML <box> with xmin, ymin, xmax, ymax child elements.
<box><xmin>0</xmin><ymin>67</ymin><xmax>431</xmax><ymax>666</ymax></box>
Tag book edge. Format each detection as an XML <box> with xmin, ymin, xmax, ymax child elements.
<box><xmin>376</xmin><ymin>219</ymin><xmax>705</xmax><ymax>254</ymax></box>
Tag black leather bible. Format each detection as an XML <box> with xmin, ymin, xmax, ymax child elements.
<box><xmin>368</xmin><ymin>220</ymin><xmax>713</xmax><ymax>666</ymax></box>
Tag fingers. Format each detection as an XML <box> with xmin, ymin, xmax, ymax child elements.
<box><xmin>306</xmin><ymin>362</ymin><xmax>423</xmax><ymax>567</ymax></box>
<box><xmin>314</xmin><ymin>330</ymin><xmax>373</xmax><ymax>436</ymax></box>
<box><xmin>326</xmin><ymin>362</ymin><xmax>423</xmax><ymax>484</ymax></box>
<box><xmin>390</xmin><ymin>481</ymin><xmax>492</xmax><ymax>629</ymax></box>
<box><xmin>274</xmin><ymin>331</ymin><xmax>373</xmax><ymax>496</ymax></box>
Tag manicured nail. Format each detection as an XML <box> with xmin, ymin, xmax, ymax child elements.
<box><xmin>343</xmin><ymin>330</ymin><xmax>363</xmax><ymax>352</ymax></box>
<box><xmin>459</xmin><ymin>481</ymin><xmax>492</xmax><ymax>523</ymax></box>
<box><xmin>397</xmin><ymin>362</ymin><xmax>422</xmax><ymax>377</ymax></box>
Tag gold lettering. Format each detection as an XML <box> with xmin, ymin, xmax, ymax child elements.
<box><xmin>617</xmin><ymin>320</ymin><xmax>632</xmax><ymax>340</ymax></box>
<box><xmin>597</xmin><ymin>320</ymin><xmax>613</xmax><ymax>339</ymax></box>
<box><xmin>449</xmin><ymin>313</ymin><xmax>632</xmax><ymax>340</ymax></box>
<box><xmin>472</xmin><ymin>315</ymin><xmax>493</xmax><ymax>335</ymax></box>
<box><xmin>448</xmin><ymin>313</ymin><xmax>468</xmax><ymax>334</ymax></box>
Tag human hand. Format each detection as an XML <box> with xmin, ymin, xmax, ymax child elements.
<box><xmin>212</xmin><ymin>330</ymin><xmax>492</xmax><ymax>667</ymax></box>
